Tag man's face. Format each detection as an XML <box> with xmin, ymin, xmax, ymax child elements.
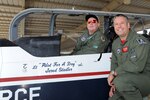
<box><xmin>87</xmin><ymin>18</ymin><xmax>100</xmax><ymax>34</ymax></box>
<box><xmin>113</xmin><ymin>16</ymin><xmax>130</xmax><ymax>39</ymax></box>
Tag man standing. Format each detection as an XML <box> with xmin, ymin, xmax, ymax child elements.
<box><xmin>107</xmin><ymin>14</ymin><xmax>150</xmax><ymax>100</ymax></box>
<box><xmin>72</xmin><ymin>14</ymin><xmax>108</xmax><ymax>55</ymax></box>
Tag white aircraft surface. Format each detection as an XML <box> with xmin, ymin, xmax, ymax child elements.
<box><xmin>0</xmin><ymin>8</ymin><xmax>149</xmax><ymax>100</ymax></box>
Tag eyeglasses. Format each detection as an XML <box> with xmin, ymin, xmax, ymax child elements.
<box><xmin>87</xmin><ymin>19</ymin><xmax>97</xmax><ymax>24</ymax></box>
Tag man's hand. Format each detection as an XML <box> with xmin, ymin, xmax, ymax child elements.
<box><xmin>107</xmin><ymin>71</ymin><xmax>117</xmax><ymax>86</ymax></box>
<box><xmin>109</xmin><ymin>85</ymin><xmax>115</xmax><ymax>97</ymax></box>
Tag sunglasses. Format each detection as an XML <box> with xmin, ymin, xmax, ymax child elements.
<box><xmin>87</xmin><ymin>19</ymin><xmax>97</xmax><ymax>24</ymax></box>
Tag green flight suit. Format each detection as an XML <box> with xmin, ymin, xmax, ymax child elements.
<box><xmin>109</xmin><ymin>31</ymin><xmax>150</xmax><ymax>100</ymax></box>
<box><xmin>73</xmin><ymin>29</ymin><xmax>108</xmax><ymax>55</ymax></box>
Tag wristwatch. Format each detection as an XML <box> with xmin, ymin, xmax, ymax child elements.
<box><xmin>110</xmin><ymin>70</ymin><xmax>115</xmax><ymax>76</ymax></box>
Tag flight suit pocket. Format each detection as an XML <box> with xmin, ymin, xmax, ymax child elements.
<box><xmin>129</xmin><ymin>48</ymin><xmax>137</xmax><ymax>62</ymax></box>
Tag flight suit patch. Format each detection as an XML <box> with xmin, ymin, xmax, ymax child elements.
<box><xmin>122</xmin><ymin>46</ymin><xmax>128</xmax><ymax>53</ymax></box>
<box><xmin>136</xmin><ymin>38</ymin><xmax>147</xmax><ymax>44</ymax></box>
<box><xmin>117</xmin><ymin>48</ymin><xmax>121</xmax><ymax>54</ymax></box>
<box><xmin>81</xmin><ymin>36</ymin><xmax>86</xmax><ymax>41</ymax></box>
<box><xmin>93</xmin><ymin>45</ymin><xmax>98</xmax><ymax>48</ymax></box>
<box><xmin>80</xmin><ymin>33</ymin><xmax>89</xmax><ymax>41</ymax></box>
<box><xmin>101</xmin><ymin>36</ymin><xmax>106</xmax><ymax>42</ymax></box>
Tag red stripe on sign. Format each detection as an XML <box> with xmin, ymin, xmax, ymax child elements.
<box><xmin>0</xmin><ymin>71</ymin><xmax>110</xmax><ymax>82</ymax></box>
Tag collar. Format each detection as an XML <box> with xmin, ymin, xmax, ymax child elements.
<box><xmin>119</xmin><ymin>31</ymin><xmax>135</xmax><ymax>45</ymax></box>
<box><xmin>121</xmin><ymin>40</ymin><xmax>126</xmax><ymax>44</ymax></box>
<box><xmin>126</xmin><ymin>30</ymin><xmax>134</xmax><ymax>41</ymax></box>
<box><xmin>87</xmin><ymin>29</ymin><xmax>100</xmax><ymax>36</ymax></box>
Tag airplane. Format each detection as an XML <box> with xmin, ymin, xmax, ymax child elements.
<box><xmin>0</xmin><ymin>8</ymin><xmax>150</xmax><ymax>100</ymax></box>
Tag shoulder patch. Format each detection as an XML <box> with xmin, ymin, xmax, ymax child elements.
<box><xmin>80</xmin><ymin>33</ymin><xmax>88</xmax><ymax>41</ymax></box>
<box><xmin>136</xmin><ymin>38</ymin><xmax>147</xmax><ymax>44</ymax></box>
<box><xmin>81</xmin><ymin>36</ymin><xmax>86</xmax><ymax>41</ymax></box>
